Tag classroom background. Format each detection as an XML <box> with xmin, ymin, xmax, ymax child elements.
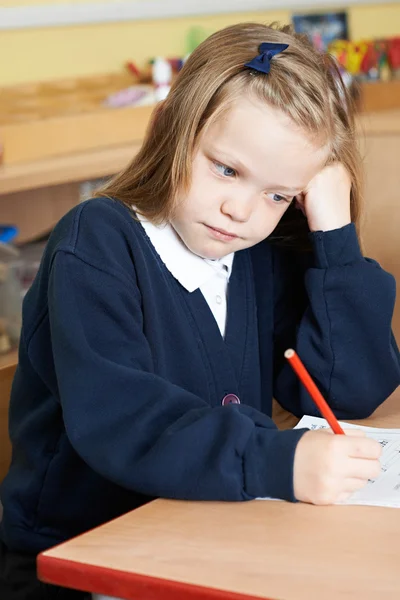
<box><xmin>0</xmin><ymin>0</ymin><xmax>400</xmax><ymax>482</ymax></box>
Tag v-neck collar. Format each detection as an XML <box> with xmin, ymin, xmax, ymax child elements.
<box><xmin>179</xmin><ymin>250</ymin><xmax>252</xmax><ymax>404</ymax></box>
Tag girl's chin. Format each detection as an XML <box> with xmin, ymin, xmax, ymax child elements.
<box><xmin>181</xmin><ymin>232</ymin><xmax>241</xmax><ymax>259</ymax></box>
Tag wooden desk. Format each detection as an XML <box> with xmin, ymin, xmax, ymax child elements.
<box><xmin>38</xmin><ymin>388</ymin><xmax>400</xmax><ymax>600</ymax></box>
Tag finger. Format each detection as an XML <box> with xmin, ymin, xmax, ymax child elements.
<box><xmin>346</xmin><ymin>458</ymin><xmax>382</xmax><ymax>480</ymax></box>
<box><xmin>346</xmin><ymin>436</ymin><xmax>382</xmax><ymax>460</ymax></box>
<box><xmin>344</xmin><ymin>477</ymin><xmax>371</xmax><ymax>493</ymax></box>
<box><xmin>336</xmin><ymin>491</ymin><xmax>352</xmax><ymax>503</ymax></box>
<box><xmin>336</xmin><ymin>477</ymin><xmax>372</xmax><ymax>503</ymax></box>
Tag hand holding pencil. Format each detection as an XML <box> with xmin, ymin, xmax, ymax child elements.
<box><xmin>285</xmin><ymin>349</ymin><xmax>383</xmax><ymax>505</ymax></box>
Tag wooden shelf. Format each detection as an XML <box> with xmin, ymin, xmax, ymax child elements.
<box><xmin>358</xmin><ymin>109</ymin><xmax>400</xmax><ymax>135</ymax></box>
<box><xmin>0</xmin><ymin>142</ymin><xmax>139</xmax><ymax>195</ymax></box>
<box><xmin>361</xmin><ymin>80</ymin><xmax>400</xmax><ymax>114</ymax></box>
<box><xmin>0</xmin><ymin>349</ymin><xmax>18</xmax><ymax>371</ymax></box>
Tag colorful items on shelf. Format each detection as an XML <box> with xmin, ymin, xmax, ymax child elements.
<box><xmin>0</xmin><ymin>226</ymin><xmax>19</xmax><ymax>354</ymax></box>
<box><xmin>0</xmin><ymin>226</ymin><xmax>18</xmax><ymax>245</ymax></box>
<box><xmin>152</xmin><ymin>57</ymin><xmax>172</xmax><ymax>102</ymax></box>
<box><xmin>0</xmin><ymin>235</ymin><xmax>44</xmax><ymax>354</ymax></box>
<box><xmin>125</xmin><ymin>57</ymin><xmax>183</xmax><ymax>84</ymax></box>
<box><xmin>329</xmin><ymin>37</ymin><xmax>400</xmax><ymax>81</ymax></box>
<box><xmin>107</xmin><ymin>56</ymin><xmax>183</xmax><ymax>107</ymax></box>
<box><xmin>103</xmin><ymin>84</ymin><xmax>154</xmax><ymax>108</ymax></box>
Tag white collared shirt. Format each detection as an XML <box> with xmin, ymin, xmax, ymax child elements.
<box><xmin>137</xmin><ymin>213</ymin><xmax>234</xmax><ymax>337</ymax></box>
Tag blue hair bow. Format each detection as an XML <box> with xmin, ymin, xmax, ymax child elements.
<box><xmin>244</xmin><ymin>42</ymin><xmax>289</xmax><ymax>74</ymax></box>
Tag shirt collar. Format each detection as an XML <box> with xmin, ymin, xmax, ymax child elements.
<box><xmin>136</xmin><ymin>212</ymin><xmax>234</xmax><ymax>293</ymax></box>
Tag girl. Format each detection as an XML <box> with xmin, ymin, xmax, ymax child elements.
<box><xmin>1</xmin><ymin>22</ymin><xmax>399</xmax><ymax>600</ymax></box>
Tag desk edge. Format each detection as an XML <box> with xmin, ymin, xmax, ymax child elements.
<box><xmin>37</xmin><ymin>553</ymin><xmax>268</xmax><ymax>600</ymax></box>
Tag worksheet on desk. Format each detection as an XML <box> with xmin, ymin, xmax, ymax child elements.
<box><xmin>293</xmin><ymin>415</ymin><xmax>400</xmax><ymax>508</ymax></box>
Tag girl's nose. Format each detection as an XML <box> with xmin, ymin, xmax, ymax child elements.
<box><xmin>220</xmin><ymin>192</ymin><xmax>256</xmax><ymax>223</ymax></box>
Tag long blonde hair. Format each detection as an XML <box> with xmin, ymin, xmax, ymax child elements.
<box><xmin>98</xmin><ymin>22</ymin><xmax>362</xmax><ymax>249</ymax></box>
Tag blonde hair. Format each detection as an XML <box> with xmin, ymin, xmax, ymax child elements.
<box><xmin>98</xmin><ymin>22</ymin><xmax>362</xmax><ymax>249</ymax></box>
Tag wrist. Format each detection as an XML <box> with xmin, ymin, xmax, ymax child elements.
<box><xmin>307</xmin><ymin>211</ymin><xmax>351</xmax><ymax>233</ymax></box>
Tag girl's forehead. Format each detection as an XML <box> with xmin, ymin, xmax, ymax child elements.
<box><xmin>200</xmin><ymin>97</ymin><xmax>329</xmax><ymax>187</ymax></box>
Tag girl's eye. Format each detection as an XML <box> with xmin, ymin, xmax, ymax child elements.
<box><xmin>214</xmin><ymin>162</ymin><xmax>237</xmax><ymax>178</ymax></box>
<box><xmin>269</xmin><ymin>193</ymin><xmax>293</xmax><ymax>204</ymax></box>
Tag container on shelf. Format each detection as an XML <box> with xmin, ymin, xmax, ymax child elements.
<box><xmin>0</xmin><ymin>242</ymin><xmax>45</xmax><ymax>353</ymax></box>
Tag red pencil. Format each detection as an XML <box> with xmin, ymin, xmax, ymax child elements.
<box><xmin>284</xmin><ymin>349</ymin><xmax>345</xmax><ymax>434</ymax></box>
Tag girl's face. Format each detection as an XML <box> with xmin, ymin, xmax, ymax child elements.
<box><xmin>171</xmin><ymin>95</ymin><xmax>329</xmax><ymax>259</ymax></box>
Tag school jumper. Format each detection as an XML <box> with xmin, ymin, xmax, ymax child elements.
<box><xmin>1</xmin><ymin>196</ymin><xmax>399</xmax><ymax>558</ymax></box>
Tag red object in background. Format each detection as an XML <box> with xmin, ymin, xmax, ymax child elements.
<box><xmin>360</xmin><ymin>41</ymin><xmax>379</xmax><ymax>75</ymax></box>
<box><xmin>167</xmin><ymin>58</ymin><xmax>184</xmax><ymax>73</ymax></box>
<box><xmin>125</xmin><ymin>61</ymin><xmax>140</xmax><ymax>77</ymax></box>
<box><xmin>388</xmin><ymin>37</ymin><xmax>400</xmax><ymax>71</ymax></box>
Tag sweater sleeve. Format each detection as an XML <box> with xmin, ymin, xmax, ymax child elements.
<box><xmin>273</xmin><ymin>223</ymin><xmax>400</xmax><ymax>419</ymax></box>
<box><xmin>45</xmin><ymin>248</ymin><xmax>306</xmax><ymax>503</ymax></box>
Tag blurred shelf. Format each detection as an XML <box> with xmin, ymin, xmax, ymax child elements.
<box><xmin>360</xmin><ymin>80</ymin><xmax>400</xmax><ymax>114</ymax></box>
<box><xmin>358</xmin><ymin>109</ymin><xmax>400</xmax><ymax>135</ymax></box>
<box><xmin>0</xmin><ymin>143</ymin><xmax>139</xmax><ymax>195</ymax></box>
<box><xmin>0</xmin><ymin>349</ymin><xmax>18</xmax><ymax>371</ymax></box>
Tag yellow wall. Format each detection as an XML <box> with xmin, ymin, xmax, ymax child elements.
<box><xmin>1</xmin><ymin>3</ymin><xmax>399</xmax><ymax>87</ymax></box>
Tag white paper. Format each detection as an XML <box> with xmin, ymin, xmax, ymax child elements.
<box><xmin>259</xmin><ymin>415</ymin><xmax>400</xmax><ymax>508</ymax></box>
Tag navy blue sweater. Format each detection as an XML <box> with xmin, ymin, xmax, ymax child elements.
<box><xmin>1</xmin><ymin>197</ymin><xmax>399</xmax><ymax>553</ymax></box>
